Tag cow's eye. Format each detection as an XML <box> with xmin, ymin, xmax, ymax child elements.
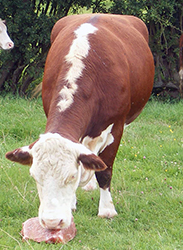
<box><xmin>66</xmin><ymin>173</ymin><xmax>77</xmax><ymax>184</ymax></box>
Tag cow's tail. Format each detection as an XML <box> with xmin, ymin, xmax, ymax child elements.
<box><xmin>179</xmin><ymin>34</ymin><xmax>183</xmax><ymax>69</ymax></box>
<box><xmin>179</xmin><ymin>34</ymin><xmax>183</xmax><ymax>98</ymax></box>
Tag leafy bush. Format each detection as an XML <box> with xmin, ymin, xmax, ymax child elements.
<box><xmin>0</xmin><ymin>0</ymin><xmax>182</xmax><ymax>96</ymax></box>
<box><xmin>110</xmin><ymin>0</ymin><xmax>182</xmax><ymax>95</ymax></box>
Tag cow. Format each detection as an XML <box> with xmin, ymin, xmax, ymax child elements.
<box><xmin>6</xmin><ymin>14</ymin><xmax>154</xmax><ymax>230</ymax></box>
<box><xmin>0</xmin><ymin>19</ymin><xmax>14</xmax><ymax>50</ymax></box>
<box><xmin>179</xmin><ymin>34</ymin><xmax>183</xmax><ymax>97</ymax></box>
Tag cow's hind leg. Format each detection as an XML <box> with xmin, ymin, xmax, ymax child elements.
<box><xmin>95</xmin><ymin>123</ymin><xmax>124</xmax><ymax>218</ymax></box>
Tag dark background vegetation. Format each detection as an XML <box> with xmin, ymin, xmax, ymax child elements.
<box><xmin>0</xmin><ymin>0</ymin><xmax>182</xmax><ymax>97</ymax></box>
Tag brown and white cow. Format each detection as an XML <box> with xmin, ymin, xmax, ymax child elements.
<box><xmin>0</xmin><ymin>19</ymin><xmax>14</xmax><ymax>50</ymax></box>
<box><xmin>179</xmin><ymin>34</ymin><xmax>183</xmax><ymax>97</ymax></box>
<box><xmin>6</xmin><ymin>14</ymin><xmax>154</xmax><ymax>230</ymax></box>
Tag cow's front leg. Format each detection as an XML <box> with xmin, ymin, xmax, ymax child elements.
<box><xmin>95</xmin><ymin>122</ymin><xmax>124</xmax><ymax>217</ymax></box>
<box><xmin>98</xmin><ymin>187</ymin><xmax>117</xmax><ymax>218</ymax></box>
<box><xmin>95</xmin><ymin>169</ymin><xmax>117</xmax><ymax>218</ymax></box>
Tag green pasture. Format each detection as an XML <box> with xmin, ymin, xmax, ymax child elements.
<box><xmin>0</xmin><ymin>95</ymin><xmax>183</xmax><ymax>250</ymax></box>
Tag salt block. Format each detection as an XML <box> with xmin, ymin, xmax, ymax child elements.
<box><xmin>21</xmin><ymin>217</ymin><xmax>76</xmax><ymax>244</ymax></box>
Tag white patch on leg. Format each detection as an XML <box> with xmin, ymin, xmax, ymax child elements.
<box><xmin>57</xmin><ymin>23</ymin><xmax>98</xmax><ymax>112</ymax></box>
<box><xmin>98</xmin><ymin>188</ymin><xmax>117</xmax><ymax>218</ymax></box>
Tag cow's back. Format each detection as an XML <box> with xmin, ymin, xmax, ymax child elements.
<box><xmin>51</xmin><ymin>14</ymin><xmax>149</xmax><ymax>44</ymax></box>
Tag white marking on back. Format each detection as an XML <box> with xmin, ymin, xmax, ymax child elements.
<box><xmin>82</xmin><ymin>124</ymin><xmax>114</xmax><ymax>155</ymax></box>
<box><xmin>57</xmin><ymin>23</ymin><xmax>98</xmax><ymax>112</ymax></box>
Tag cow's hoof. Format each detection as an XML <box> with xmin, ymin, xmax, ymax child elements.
<box><xmin>98</xmin><ymin>208</ymin><xmax>118</xmax><ymax>218</ymax></box>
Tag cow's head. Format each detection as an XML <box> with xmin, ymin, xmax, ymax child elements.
<box><xmin>0</xmin><ymin>19</ymin><xmax>14</xmax><ymax>50</ymax></box>
<box><xmin>5</xmin><ymin>133</ymin><xmax>107</xmax><ymax>229</ymax></box>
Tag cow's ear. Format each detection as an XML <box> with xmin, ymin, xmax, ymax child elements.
<box><xmin>5</xmin><ymin>147</ymin><xmax>33</xmax><ymax>166</ymax></box>
<box><xmin>78</xmin><ymin>154</ymin><xmax>107</xmax><ymax>171</ymax></box>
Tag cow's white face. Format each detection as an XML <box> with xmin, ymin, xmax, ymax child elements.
<box><xmin>0</xmin><ymin>20</ymin><xmax>14</xmax><ymax>50</ymax></box>
<box><xmin>29</xmin><ymin>133</ymin><xmax>86</xmax><ymax>229</ymax></box>
<box><xmin>34</xmin><ymin>166</ymin><xmax>81</xmax><ymax>229</ymax></box>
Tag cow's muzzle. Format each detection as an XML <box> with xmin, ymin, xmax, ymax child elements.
<box><xmin>41</xmin><ymin>218</ymin><xmax>64</xmax><ymax>229</ymax></box>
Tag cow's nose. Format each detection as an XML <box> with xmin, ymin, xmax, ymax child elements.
<box><xmin>6</xmin><ymin>42</ymin><xmax>14</xmax><ymax>49</ymax></box>
<box><xmin>41</xmin><ymin>218</ymin><xmax>63</xmax><ymax>229</ymax></box>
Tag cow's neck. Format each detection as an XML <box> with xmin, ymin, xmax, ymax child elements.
<box><xmin>45</xmin><ymin>109</ymin><xmax>88</xmax><ymax>142</ymax></box>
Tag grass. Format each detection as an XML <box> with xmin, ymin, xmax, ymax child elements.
<box><xmin>0</xmin><ymin>95</ymin><xmax>183</xmax><ymax>249</ymax></box>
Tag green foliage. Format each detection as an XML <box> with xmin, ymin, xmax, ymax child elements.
<box><xmin>0</xmin><ymin>97</ymin><xmax>183</xmax><ymax>249</ymax></box>
<box><xmin>0</xmin><ymin>0</ymin><xmax>57</xmax><ymax>95</ymax></box>
<box><xmin>110</xmin><ymin>0</ymin><xmax>182</xmax><ymax>90</ymax></box>
<box><xmin>0</xmin><ymin>0</ymin><xmax>182</xmax><ymax>96</ymax></box>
